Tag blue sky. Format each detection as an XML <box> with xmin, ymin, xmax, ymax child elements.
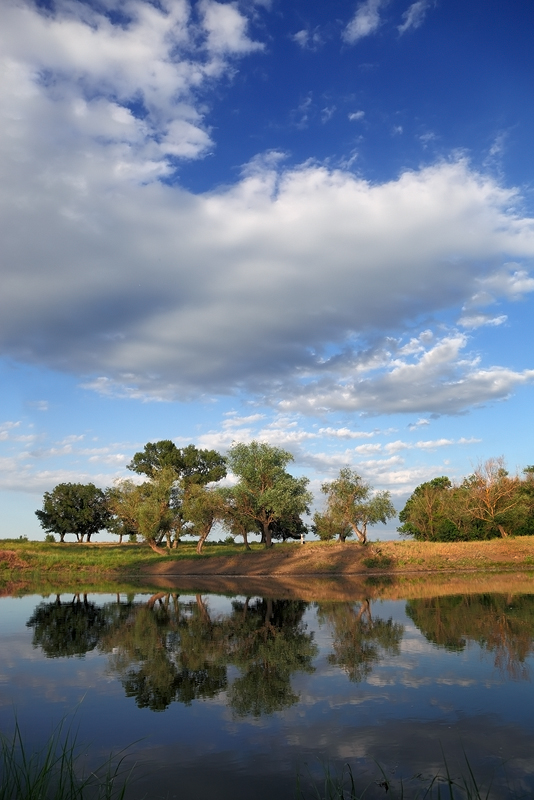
<box><xmin>1</xmin><ymin>0</ymin><xmax>534</xmax><ymax>540</ymax></box>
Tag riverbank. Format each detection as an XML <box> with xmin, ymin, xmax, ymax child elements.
<box><xmin>1</xmin><ymin>535</ymin><xmax>533</xmax><ymax>580</ymax></box>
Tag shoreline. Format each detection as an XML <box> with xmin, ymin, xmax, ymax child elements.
<box><xmin>2</xmin><ymin>537</ymin><xmax>534</xmax><ymax>601</ymax></box>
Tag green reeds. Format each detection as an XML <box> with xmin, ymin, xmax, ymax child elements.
<box><xmin>0</xmin><ymin>717</ymin><xmax>132</xmax><ymax>800</ymax></box>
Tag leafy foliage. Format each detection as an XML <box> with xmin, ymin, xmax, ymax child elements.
<box><xmin>315</xmin><ymin>468</ymin><xmax>395</xmax><ymax>544</ymax></box>
<box><xmin>399</xmin><ymin>458</ymin><xmax>533</xmax><ymax>541</ymax></box>
<box><xmin>35</xmin><ymin>483</ymin><xmax>109</xmax><ymax>543</ymax></box>
<box><xmin>227</xmin><ymin>441</ymin><xmax>312</xmax><ymax>548</ymax></box>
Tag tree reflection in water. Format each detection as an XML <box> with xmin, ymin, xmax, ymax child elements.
<box><xmin>26</xmin><ymin>591</ymin><xmax>534</xmax><ymax>713</ymax></box>
<box><xmin>226</xmin><ymin>597</ymin><xmax>317</xmax><ymax>717</ymax></box>
<box><xmin>26</xmin><ymin>592</ymin><xmax>317</xmax><ymax>714</ymax></box>
<box><xmin>26</xmin><ymin>594</ymin><xmax>112</xmax><ymax>658</ymax></box>
<box><xmin>317</xmin><ymin>599</ymin><xmax>404</xmax><ymax>682</ymax></box>
<box><xmin>406</xmin><ymin>594</ymin><xmax>534</xmax><ymax>680</ymax></box>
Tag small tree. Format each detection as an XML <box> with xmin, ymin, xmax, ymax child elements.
<box><xmin>460</xmin><ymin>457</ymin><xmax>525</xmax><ymax>538</ymax></box>
<box><xmin>319</xmin><ymin>468</ymin><xmax>395</xmax><ymax>544</ymax></box>
<box><xmin>398</xmin><ymin>477</ymin><xmax>456</xmax><ymax>541</ymax></box>
<box><xmin>36</xmin><ymin>483</ymin><xmax>109</xmax><ymax>543</ymax></box>
<box><xmin>182</xmin><ymin>484</ymin><xmax>226</xmax><ymax>554</ymax></box>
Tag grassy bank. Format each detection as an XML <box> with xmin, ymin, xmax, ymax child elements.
<box><xmin>1</xmin><ymin>536</ymin><xmax>534</xmax><ymax>583</ymax></box>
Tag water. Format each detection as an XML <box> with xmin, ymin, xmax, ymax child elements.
<box><xmin>1</xmin><ymin>582</ymin><xmax>534</xmax><ymax>799</ymax></box>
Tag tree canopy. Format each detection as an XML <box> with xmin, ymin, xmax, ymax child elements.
<box><xmin>314</xmin><ymin>467</ymin><xmax>395</xmax><ymax>544</ymax></box>
<box><xmin>35</xmin><ymin>482</ymin><xmax>109</xmax><ymax>543</ymax></box>
<box><xmin>127</xmin><ymin>440</ymin><xmax>226</xmax><ymax>485</ymax></box>
<box><xmin>226</xmin><ymin>441</ymin><xmax>312</xmax><ymax>548</ymax></box>
<box><xmin>398</xmin><ymin>458</ymin><xmax>534</xmax><ymax>541</ymax></box>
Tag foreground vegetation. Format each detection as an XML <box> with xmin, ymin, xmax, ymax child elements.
<box><xmin>0</xmin><ymin>718</ymin><xmax>130</xmax><ymax>800</ymax></box>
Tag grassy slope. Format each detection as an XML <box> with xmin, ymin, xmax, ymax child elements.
<box><xmin>1</xmin><ymin>536</ymin><xmax>534</xmax><ymax>576</ymax></box>
<box><xmin>1</xmin><ymin>538</ymin><xmax>534</xmax><ymax>601</ymax></box>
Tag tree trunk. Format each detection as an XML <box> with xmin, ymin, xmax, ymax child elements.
<box><xmin>147</xmin><ymin>592</ymin><xmax>168</xmax><ymax>609</ymax></box>
<box><xmin>497</xmin><ymin>524</ymin><xmax>509</xmax><ymax>537</ymax></box>
<box><xmin>243</xmin><ymin>530</ymin><xmax>251</xmax><ymax>550</ymax></box>
<box><xmin>263</xmin><ymin>521</ymin><xmax>272</xmax><ymax>548</ymax></box>
<box><xmin>350</xmin><ymin>522</ymin><xmax>367</xmax><ymax>544</ymax></box>
<box><xmin>147</xmin><ymin>538</ymin><xmax>167</xmax><ymax>555</ymax></box>
<box><xmin>196</xmin><ymin>524</ymin><xmax>212</xmax><ymax>554</ymax></box>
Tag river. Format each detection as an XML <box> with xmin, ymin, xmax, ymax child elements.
<box><xmin>1</xmin><ymin>578</ymin><xmax>534</xmax><ymax>799</ymax></box>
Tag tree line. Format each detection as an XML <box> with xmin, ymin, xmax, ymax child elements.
<box><xmin>36</xmin><ymin>444</ymin><xmax>534</xmax><ymax>550</ymax></box>
<box><xmin>35</xmin><ymin>440</ymin><xmax>395</xmax><ymax>551</ymax></box>
<box><xmin>398</xmin><ymin>457</ymin><xmax>534</xmax><ymax>541</ymax></box>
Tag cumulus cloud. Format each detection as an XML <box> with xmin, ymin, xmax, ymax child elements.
<box><xmin>344</xmin><ymin>0</ymin><xmax>385</xmax><ymax>43</ymax></box>
<box><xmin>2</xmin><ymin>1</ymin><xmax>534</xmax><ymax>421</ymax></box>
<box><xmin>0</xmin><ymin>0</ymin><xmax>262</xmax><ymax>174</ymax></box>
<box><xmin>277</xmin><ymin>333</ymin><xmax>534</xmax><ymax>415</ymax></box>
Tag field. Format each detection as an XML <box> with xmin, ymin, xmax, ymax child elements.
<box><xmin>1</xmin><ymin>535</ymin><xmax>533</xmax><ymax>585</ymax></box>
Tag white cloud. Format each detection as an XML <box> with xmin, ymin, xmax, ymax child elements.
<box><xmin>408</xmin><ymin>418</ymin><xmax>429</xmax><ymax>430</ymax></box>
<box><xmin>348</xmin><ymin>110</ymin><xmax>365</xmax><ymax>121</ymax></box>
<box><xmin>458</xmin><ymin>313</ymin><xmax>507</xmax><ymax>329</ymax></box>
<box><xmin>292</xmin><ymin>28</ymin><xmax>322</xmax><ymax>50</ymax></box>
<box><xmin>317</xmin><ymin>428</ymin><xmax>376</xmax><ymax>439</ymax></box>
<box><xmin>2</xmin><ymin>152</ymin><xmax>534</xmax><ymax>412</ymax></box>
<box><xmin>2</xmin><ymin>3</ymin><xmax>534</xmax><ymax>421</ymax></box>
<box><xmin>398</xmin><ymin>0</ymin><xmax>433</xmax><ymax>35</ymax></box>
<box><xmin>278</xmin><ymin>333</ymin><xmax>534</xmax><ymax>416</ymax></box>
<box><xmin>344</xmin><ymin>0</ymin><xmax>385</xmax><ymax>43</ymax></box>
<box><xmin>0</xmin><ymin>0</ymin><xmax>263</xmax><ymax>176</ymax></box>
<box><xmin>200</xmin><ymin>0</ymin><xmax>264</xmax><ymax>54</ymax></box>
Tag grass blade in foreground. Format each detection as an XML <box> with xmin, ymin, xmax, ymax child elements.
<box><xmin>0</xmin><ymin>716</ymin><xmax>132</xmax><ymax>800</ymax></box>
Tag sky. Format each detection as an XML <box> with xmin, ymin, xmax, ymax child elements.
<box><xmin>1</xmin><ymin>0</ymin><xmax>534</xmax><ymax>540</ymax></box>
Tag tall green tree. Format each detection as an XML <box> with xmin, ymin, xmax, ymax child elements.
<box><xmin>317</xmin><ymin>468</ymin><xmax>395</xmax><ymax>544</ymax></box>
<box><xmin>397</xmin><ymin>476</ymin><xmax>456</xmax><ymax>541</ymax></box>
<box><xmin>109</xmin><ymin>467</ymin><xmax>177</xmax><ymax>554</ymax></box>
<box><xmin>127</xmin><ymin>440</ymin><xmax>226</xmax><ymax>484</ymax></box>
<box><xmin>227</xmin><ymin>441</ymin><xmax>311</xmax><ymax>548</ymax></box>
<box><xmin>35</xmin><ymin>482</ymin><xmax>109</xmax><ymax>543</ymax></box>
<box><xmin>126</xmin><ymin>441</ymin><xmax>226</xmax><ymax>549</ymax></box>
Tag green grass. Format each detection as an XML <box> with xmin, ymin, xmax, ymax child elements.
<box><xmin>0</xmin><ymin>717</ymin><xmax>132</xmax><ymax>800</ymax></box>
<box><xmin>0</xmin><ymin>539</ymin><xmax>266</xmax><ymax>577</ymax></box>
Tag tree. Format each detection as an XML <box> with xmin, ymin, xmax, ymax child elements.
<box><xmin>227</xmin><ymin>441</ymin><xmax>312</xmax><ymax>548</ymax></box>
<box><xmin>182</xmin><ymin>484</ymin><xmax>226</xmax><ymax>554</ymax></box>
<box><xmin>318</xmin><ymin>468</ymin><xmax>395</xmax><ymax>544</ymax></box>
<box><xmin>127</xmin><ymin>441</ymin><xmax>226</xmax><ymax>485</ymax></box>
<box><xmin>109</xmin><ymin>468</ymin><xmax>177</xmax><ymax>554</ymax></box>
<box><xmin>398</xmin><ymin>477</ymin><xmax>457</xmax><ymax>541</ymax></box>
<box><xmin>460</xmin><ymin>457</ymin><xmax>524</xmax><ymax>538</ymax></box>
<box><xmin>35</xmin><ymin>483</ymin><xmax>109</xmax><ymax>543</ymax></box>
<box><xmin>219</xmin><ymin>488</ymin><xmax>257</xmax><ymax>550</ymax></box>
<box><xmin>126</xmin><ymin>441</ymin><xmax>226</xmax><ymax>549</ymax></box>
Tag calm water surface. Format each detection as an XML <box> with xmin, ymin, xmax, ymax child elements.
<box><xmin>1</xmin><ymin>585</ymin><xmax>534</xmax><ymax>799</ymax></box>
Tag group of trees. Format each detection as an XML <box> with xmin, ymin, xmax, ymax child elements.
<box><xmin>36</xmin><ymin>440</ymin><xmax>395</xmax><ymax>551</ymax></box>
<box><xmin>398</xmin><ymin>458</ymin><xmax>534</xmax><ymax>541</ymax></box>
<box><xmin>39</xmin><ymin>442</ymin><xmax>533</xmax><ymax>550</ymax></box>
